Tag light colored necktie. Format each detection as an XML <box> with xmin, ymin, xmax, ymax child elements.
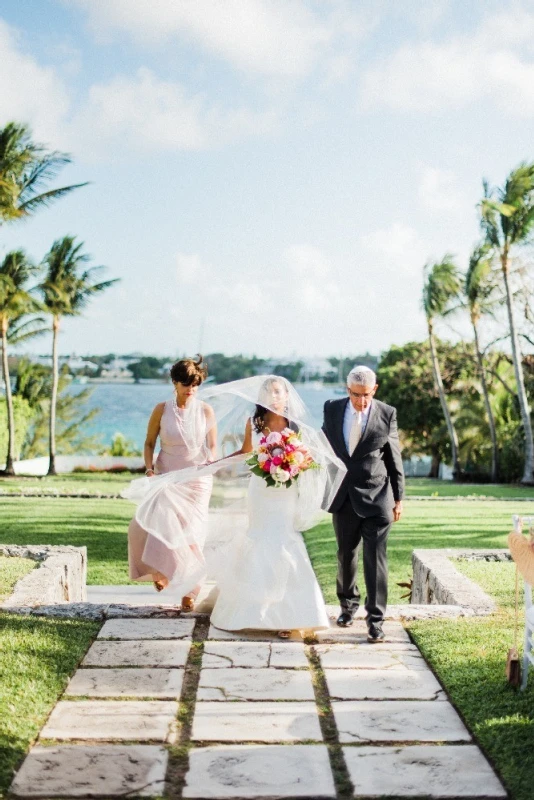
<box><xmin>349</xmin><ymin>411</ymin><xmax>362</xmax><ymax>455</ymax></box>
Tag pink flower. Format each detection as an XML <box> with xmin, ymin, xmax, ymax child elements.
<box><xmin>266</xmin><ymin>431</ymin><xmax>282</xmax><ymax>445</ymax></box>
<box><xmin>272</xmin><ymin>456</ymin><xmax>283</xmax><ymax>466</ymax></box>
<box><xmin>262</xmin><ymin>460</ymin><xmax>272</xmax><ymax>472</ymax></box>
<box><xmin>271</xmin><ymin>447</ymin><xmax>284</xmax><ymax>457</ymax></box>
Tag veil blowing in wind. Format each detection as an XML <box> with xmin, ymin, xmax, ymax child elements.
<box><xmin>122</xmin><ymin>375</ymin><xmax>346</xmax><ymax>612</ymax></box>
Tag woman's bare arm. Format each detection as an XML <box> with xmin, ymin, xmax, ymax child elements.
<box><xmin>144</xmin><ymin>402</ymin><xmax>165</xmax><ymax>473</ymax></box>
<box><xmin>204</xmin><ymin>404</ymin><xmax>218</xmax><ymax>461</ymax></box>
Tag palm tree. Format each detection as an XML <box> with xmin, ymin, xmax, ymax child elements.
<box><xmin>39</xmin><ymin>236</ymin><xmax>118</xmax><ymax>475</ymax></box>
<box><xmin>0</xmin><ymin>121</ymin><xmax>87</xmax><ymax>226</ymax></box>
<box><xmin>422</xmin><ymin>256</ymin><xmax>463</xmax><ymax>479</ymax></box>
<box><xmin>480</xmin><ymin>163</ymin><xmax>534</xmax><ymax>484</ymax></box>
<box><xmin>0</xmin><ymin>250</ymin><xmax>41</xmax><ymax>474</ymax></box>
<box><xmin>464</xmin><ymin>244</ymin><xmax>499</xmax><ymax>481</ymax></box>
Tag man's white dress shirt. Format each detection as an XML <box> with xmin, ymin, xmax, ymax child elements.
<box><xmin>343</xmin><ymin>400</ymin><xmax>372</xmax><ymax>454</ymax></box>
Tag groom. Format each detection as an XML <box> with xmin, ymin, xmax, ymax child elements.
<box><xmin>322</xmin><ymin>365</ymin><xmax>404</xmax><ymax>642</ymax></box>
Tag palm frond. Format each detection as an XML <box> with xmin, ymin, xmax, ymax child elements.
<box><xmin>19</xmin><ymin>182</ymin><xmax>89</xmax><ymax>215</ymax></box>
<box><xmin>422</xmin><ymin>255</ymin><xmax>462</xmax><ymax>320</ymax></box>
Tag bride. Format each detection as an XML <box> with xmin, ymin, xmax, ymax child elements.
<box><xmin>122</xmin><ymin>375</ymin><xmax>345</xmax><ymax>636</ymax></box>
<box><xmin>209</xmin><ymin>376</ymin><xmax>337</xmax><ymax>637</ymax></box>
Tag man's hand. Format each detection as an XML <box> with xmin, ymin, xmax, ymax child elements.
<box><xmin>393</xmin><ymin>500</ymin><xmax>403</xmax><ymax>522</ymax></box>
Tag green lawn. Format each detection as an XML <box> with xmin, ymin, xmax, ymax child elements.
<box><xmin>404</xmin><ymin>477</ymin><xmax>534</xmax><ymax>498</ymax></box>
<box><xmin>304</xmin><ymin>499</ymin><xmax>534</xmax><ymax>604</ymax></box>
<box><xmin>0</xmin><ymin>471</ymin><xmax>135</xmax><ymax>495</ymax></box>
<box><xmin>0</xmin><ymin>557</ymin><xmax>34</xmax><ymax>603</ymax></box>
<box><xmin>0</xmin><ymin>497</ymin><xmax>134</xmax><ymax>585</ymax></box>
<box><xmin>0</xmin><ymin>614</ymin><xmax>100</xmax><ymax>797</ymax></box>
<box><xmin>1</xmin><ymin>494</ymin><xmax>531</xmax><ymax>602</ymax></box>
<box><xmin>407</xmin><ymin>560</ymin><xmax>534</xmax><ymax>800</ymax></box>
<box><xmin>3</xmin><ymin>473</ymin><xmax>534</xmax><ymax>499</ymax></box>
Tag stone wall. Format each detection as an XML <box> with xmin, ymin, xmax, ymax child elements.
<box><xmin>411</xmin><ymin>548</ymin><xmax>508</xmax><ymax>616</ymax></box>
<box><xmin>1</xmin><ymin>544</ymin><xmax>87</xmax><ymax>607</ymax></box>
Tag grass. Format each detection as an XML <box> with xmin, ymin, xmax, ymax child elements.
<box><xmin>0</xmin><ymin>498</ymin><xmax>133</xmax><ymax>585</ymax></box>
<box><xmin>0</xmin><ymin>557</ymin><xmax>35</xmax><ymax>603</ymax></box>
<box><xmin>0</xmin><ymin>471</ymin><xmax>135</xmax><ymax>495</ymax></box>
<box><xmin>404</xmin><ymin>477</ymin><xmax>534</xmax><ymax>498</ymax></box>
<box><xmin>407</xmin><ymin>559</ymin><xmax>534</xmax><ymax>800</ymax></box>
<box><xmin>0</xmin><ymin>614</ymin><xmax>100</xmax><ymax>798</ymax></box>
<box><xmin>1</xmin><ymin>493</ymin><xmax>532</xmax><ymax>595</ymax></box>
<box><xmin>3</xmin><ymin>473</ymin><xmax>534</xmax><ymax>498</ymax></box>
<box><xmin>304</xmin><ymin>499</ymin><xmax>534</xmax><ymax>604</ymax></box>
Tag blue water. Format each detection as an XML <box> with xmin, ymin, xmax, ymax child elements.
<box><xmin>70</xmin><ymin>383</ymin><xmax>343</xmax><ymax>449</ymax></box>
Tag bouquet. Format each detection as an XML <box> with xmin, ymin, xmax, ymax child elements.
<box><xmin>246</xmin><ymin>427</ymin><xmax>319</xmax><ymax>488</ymax></box>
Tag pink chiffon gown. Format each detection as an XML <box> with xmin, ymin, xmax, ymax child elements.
<box><xmin>128</xmin><ymin>399</ymin><xmax>213</xmax><ymax>591</ymax></box>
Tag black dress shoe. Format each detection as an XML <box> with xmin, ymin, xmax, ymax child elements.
<box><xmin>336</xmin><ymin>612</ymin><xmax>354</xmax><ymax>627</ymax></box>
<box><xmin>367</xmin><ymin>623</ymin><xmax>385</xmax><ymax>643</ymax></box>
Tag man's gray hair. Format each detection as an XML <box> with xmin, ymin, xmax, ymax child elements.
<box><xmin>346</xmin><ymin>365</ymin><xmax>376</xmax><ymax>387</ymax></box>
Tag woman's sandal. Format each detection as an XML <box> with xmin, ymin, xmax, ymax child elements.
<box><xmin>153</xmin><ymin>580</ymin><xmax>166</xmax><ymax>592</ymax></box>
<box><xmin>277</xmin><ymin>630</ymin><xmax>291</xmax><ymax>639</ymax></box>
<box><xmin>181</xmin><ymin>595</ymin><xmax>195</xmax><ymax>612</ymax></box>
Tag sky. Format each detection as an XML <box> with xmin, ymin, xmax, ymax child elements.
<box><xmin>1</xmin><ymin>0</ymin><xmax>533</xmax><ymax>359</ymax></box>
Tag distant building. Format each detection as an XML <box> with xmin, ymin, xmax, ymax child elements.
<box><xmin>66</xmin><ymin>357</ymin><xmax>99</xmax><ymax>372</ymax></box>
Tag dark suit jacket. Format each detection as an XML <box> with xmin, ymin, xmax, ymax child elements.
<box><xmin>322</xmin><ymin>398</ymin><xmax>404</xmax><ymax>518</ymax></box>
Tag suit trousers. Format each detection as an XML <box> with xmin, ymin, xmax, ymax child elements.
<box><xmin>332</xmin><ymin>497</ymin><xmax>391</xmax><ymax>625</ymax></box>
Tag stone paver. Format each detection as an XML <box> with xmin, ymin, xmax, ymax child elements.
<box><xmin>202</xmin><ymin>641</ymin><xmax>308</xmax><ymax>668</ymax></box>
<box><xmin>316</xmin><ymin>643</ymin><xmax>427</xmax><ymax>670</ymax></box>
<box><xmin>325</xmin><ymin>668</ymin><xmax>444</xmax><ymax>700</ymax></box>
<box><xmin>192</xmin><ymin>701</ymin><xmax>322</xmax><ymax>742</ymax></box>
<box><xmin>40</xmin><ymin>700</ymin><xmax>178</xmax><ymax>742</ymax></box>
<box><xmin>208</xmin><ymin>624</ymin><xmax>304</xmax><ymax>641</ymax></box>
<box><xmin>10</xmin><ymin>744</ymin><xmax>167</xmax><ymax>798</ymax></box>
<box><xmin>65</xmin><ymin>667</ymin><xmax>184</xmax><ymax>698</ymax></box>
<box><xmin>333</xmin><ymin>700</ymin><xmax>471</xmax><ymax>743</ymax></box>
<box><xmin>183</xmin><ymin>745</ymin><xmax>336</xmax><ymax>798</ymax></box>
<box><xmin>9</xmin><ymin>583</ymin><xmax>507</xmax><ymax>800</ymax></box>
<box><xmin>316</xmin><ymin>619</ymin><xmax>411</xmax><ymax>644</ymax></box>
<box><xmin>82</xmin><ymin>639</ymin><xmax>190</xmax><ymax>667</ymax></box>
<box><xmin>197</xmin><ymin>667</ymin><xmax>315</xmax><ymax>700</ymax></box>
<box><xmin>343</xmin><ymin>744</ymin><xmax>506</xmax><ymax>798</ymax></box>
<box><xmin>98</xmin><ymin>618</ymin><xmax>195</xmax><ymax>639</ymax></box>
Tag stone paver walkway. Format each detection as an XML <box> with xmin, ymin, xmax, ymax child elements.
<box><xmin>10</xmin><ymin>602</ymin><xmax>507</xmax><ymax>799</ymax></box>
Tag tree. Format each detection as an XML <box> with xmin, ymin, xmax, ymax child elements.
<box><xmin>422</xmin><ymin>256</ymin><xmax>463</xmax><ymax>478</ymax></box>
<box><xmin>464</xmin><ymin>245</ymin><xmax>499</xmax><ymax>481</ymax></box>
<box><xmin>0</xmin><ymin>122</ymin><xmax>87</xmax><ymax>227</ymax></box>
<box><xmin>16</xmin><ymin>361</ymin><xmax>102</xmax><ymax>458</ymax></box>
<box><xmin>0</xmin><ymin>250</ymin><xmax>40</xmax><ymax>474</ymax></box>
<box><xmin>39</xmin><ymin>236</ymin><xmax>118</xmax><ymax>475</ymax></box>
<box><xmin>378</xmin><ymin>341</ymin><xmax>450</xmax><ymax>476</ymax></box>
<box><xmin>129</xmin><ymin>356</ymin><xmax>166</xmax><ymax>382</ymax></box>
<box><xmin>480</xmin><ymin>162</ymin><xmax>534</xmax><ymax>483</ymax></box>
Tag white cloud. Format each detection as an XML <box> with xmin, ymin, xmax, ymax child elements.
<box><xmin>71</xmin><ymin>69</ymin><xmax>279</xmax><ymax>155</ymax></box>
<box><xmin>362</xmin><ymin>223</ymin><xmax>427</xmax><ymax>276</ymax></box>
<box><xmin>72</xmin><ymin>0</ymin><xmax>331</xmax><ymax>77</ymax></box>
<box><xmin>418</xmin><ymin>166</ymin><xmax>464</xmax><ymax>213</ymax></box>
<box><xmin>0</xmin><ymin>18</ymin><xmax>279</xmax><ymax>159</ymax></box>
<box><xmin>70</xmin><ymin>0</ymin><xmax>372</xmax><ymax>84</ymax></box>
<box><xmin>0</xmin><ymin>19</ymin><xmax>70</xmax><ymax>144</ymax></box>
<box><xmin>360</xmin><ymin>8</ymin><xmax>534</xmax><ymax>115</ymax></box>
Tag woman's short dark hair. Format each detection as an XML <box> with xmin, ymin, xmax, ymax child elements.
<box><xmin>170</xmin><ymin>355</ymin><xmax>207</xmax><ymax>386</ymax></box>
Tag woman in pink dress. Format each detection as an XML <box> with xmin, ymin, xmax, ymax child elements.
<box><xmin>128</xmin><ymin>356</ymin><xmax>216</xmax><ymax>610</ymax></box>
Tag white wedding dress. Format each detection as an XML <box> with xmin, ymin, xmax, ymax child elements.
<box><xmin>210</xmin><ymin>427</ymin><xmax>330</xmax><ymax>631</ymax></box>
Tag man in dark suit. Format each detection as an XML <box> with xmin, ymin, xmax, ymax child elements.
<box><xmin>322</xmin><ymin>365</ymin><xmax>404</xmax><ymax>642</ymax></box>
